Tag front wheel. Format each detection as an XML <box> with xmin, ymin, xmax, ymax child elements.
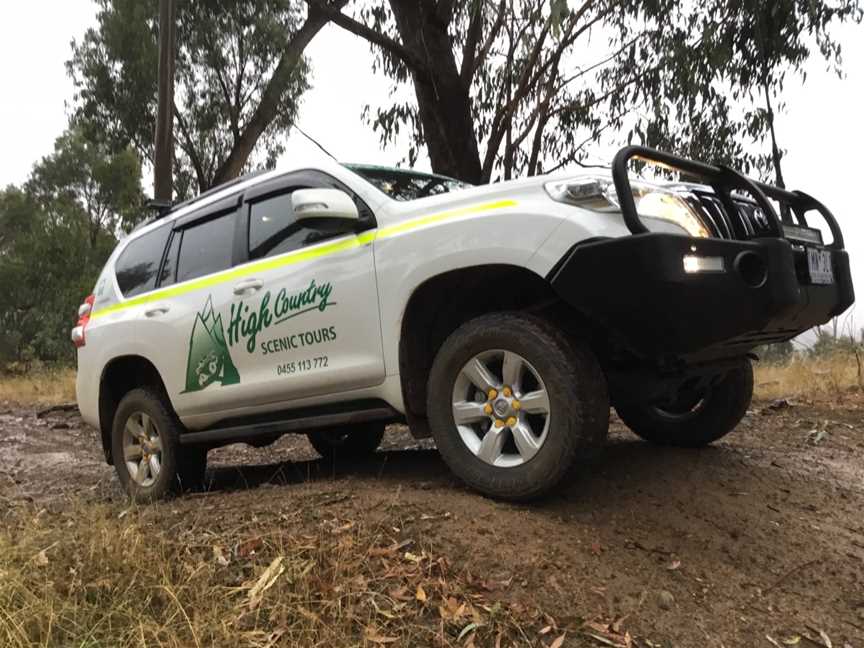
<box><xmin>615</xmin><ymin>361</ymin><xmax>753</xmax><ymax>447</ymax></box>
<box><xmin>427</xmin><ymin>312</ymin><xmax>609</xmax><ymax>502</ymax></box>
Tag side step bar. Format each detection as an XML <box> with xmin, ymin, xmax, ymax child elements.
<box><xmin>180</xmin><ymin>401</ymin><xmax>401</xmax><ymax>446</ymax></box>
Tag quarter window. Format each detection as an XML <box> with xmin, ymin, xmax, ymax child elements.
<box><xmin>176</xmin><ymin>211</ymin><xmax>236</xmax><ymax>283</ymax></box>
<box><xmin>114</xmin><ymin>224</ymin><xmax>171</xmax><ymax>297</ymax></box>
<box><xmin>248</xmin><ymin>190</ymin><xmax>343</xmax><ymax>260</ymax></box>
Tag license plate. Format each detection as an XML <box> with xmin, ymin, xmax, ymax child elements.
<box><xmin>807</xmin><ymin>248</ymin><xmax>833</xmax><ymax>285</ymax></box>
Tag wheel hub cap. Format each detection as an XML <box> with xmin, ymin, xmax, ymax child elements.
<box><xmin>451</xmin><ymin>349</ymin><xmax>551</xmax><ymax>468</ymax></box>
<box><xmin>122</xmin><ymin>411</ymin><xmax>164</xmax><ymax>488</ymax></box>
<box><xmin>492</xmin><ymin>398</ymin><xmax>510</xmax><ymax>418</ymax></box>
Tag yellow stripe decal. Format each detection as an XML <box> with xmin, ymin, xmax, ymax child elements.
<box><xmin>375</xmin><ymin>199</ymin><xmax>517</xmax><ymax>239</ymax></box>
<box><xmin>90</xmin><ymin>199</ymin><xmax>516</xmax><ymax>319</ymax></box>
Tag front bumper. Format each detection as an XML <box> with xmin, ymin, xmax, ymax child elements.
<box><xmin>549</xmin><ymin>233</ymin><xmax>854</xmax><ymax>360</ymax></box>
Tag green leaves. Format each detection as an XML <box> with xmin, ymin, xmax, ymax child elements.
<box><xmin>549</xmin><ymin>0</ymin><xmax>569</xmax><ymax>36</ymax></box>
<box><xmin>26</xmin><ymin>129</ymin><xmax>144</xmax><ymax>238</ymax></box>
<box><xmin>624</xmin><ymin>0</ymin><xmax>862</xmax><ymax>182</ymax></box>
<box><xmin>67</xmin><ymin>0</ymin><xmax>314</xmax><ymax>197</ymax></box>
<box><xmin>344</xmin><ymin>0</ymin><xmax>860</xmax><ymax>185</ymax></box>
<box><xmin>0</xmin><ymin>129</ymin><xmax>140</xmax><ymax>369</ymax></box>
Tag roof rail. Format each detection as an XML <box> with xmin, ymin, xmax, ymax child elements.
<box><xmin>168</xmin><ymin>169</ymin><xmax>269</xmax><ymax>215</ymax></box>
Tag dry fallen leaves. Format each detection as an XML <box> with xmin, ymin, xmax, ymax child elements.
<box><xmin>549</xmin><ymin>634</ymin><xmax>566</xmax><ymax>648</ymax></box>
<box><xmin>245</xmin><ymin>556</ymin><xmax>285</xmax><ymax>610</ymax></box>
<box><xmin>235</xmin><ymin>536</ymin><xmax>264</xmax><ymax>558</ymax></box>
<box><xmin>213</xmin><ymin>545</ymin><xmax>230</xmax><ymax>566</ymax></box>
<box><xmin>364</xmin><ymin>626</ymin><xmax>398</xmax><ymax>644</ymax></box>
<box><xmin>439</xmin><ymin>596</ymin><xmax>467</xmax><ymax>622</ymax></box>
<box><xmin>582</xmin><ymin>620</ymin><xmax>632</xmax><ymax>648</ymax></box>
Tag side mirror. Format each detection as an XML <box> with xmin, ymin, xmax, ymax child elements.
<box><xmin>292</xmin><ymin>188</ymin><xmax>359</xmax><ymax>222</ymax></box>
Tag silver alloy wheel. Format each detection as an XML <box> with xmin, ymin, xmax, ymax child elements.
<box><xmin>451</xmin><ymin>349</ymin><xmax>550</xmax><ymax>468</ymax></box>
<box><xmin>122</xmin><ymin>411</ymin><xmax>163</xmax><ymax>487</ymax></box>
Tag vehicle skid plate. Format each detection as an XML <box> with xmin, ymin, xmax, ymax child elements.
<box><xmin>549</xmin><ymin>233</ymin><xmax>854</xmax><ymax>358</ymax></box>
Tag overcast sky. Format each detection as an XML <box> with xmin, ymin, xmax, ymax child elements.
<box><xmin>1</xmin><ymin>1</ymin><xmax>861</xmax><ymax>331</ymax></box>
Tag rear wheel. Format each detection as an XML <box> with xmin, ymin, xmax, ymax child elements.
<box><xmin>307</xmin><ymin>422</ymin><xmax>386</xmax><ymax>459</ymax></box>
<box><xmin>112</xmin><ymin>387</ymin><xmax>179</xmax><ymax>502</ymax></box>
<box><xmin>426</xmin><ymin>312</ymin><xmax>609</xmax><ymax>501</ymax></box>
<box><xmin>615</xmin><ymin>361</ymin><xmax>753</xmax><ymax>447</ymax></box>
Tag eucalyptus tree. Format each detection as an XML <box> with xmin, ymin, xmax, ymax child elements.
<box><xmin>0</xmin><ymin>130</ymin><xmax>140</xmax><ymax>367</ymax></box>
<box><xmin>319</xmin><ymin>0</ymin><xmax>860</xmax><ymax>184</ymax></box>
<box><xmin>621</xmin><ymin>0</ymin><xmax>862</xmax><ymax>184</ymax></box>
<box><xmin>68</xmin><ymin>0</ymin><xmax>347</xmax><ymax>197</ymax></box>
<box><xmin>26</xmin><ymin>129</ymin><xmax>144</xmax><ymax>246</ymax></box>
<box><xmin>315</xmin><ymin>0</ymin><xmax>622</xmax><ymax>183</ymax></box>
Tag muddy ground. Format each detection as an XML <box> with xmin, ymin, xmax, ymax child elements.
<box><xmin>1</xmin><ymin>394</ymin><xmax>863</xmax><ymax>648</ymax></box>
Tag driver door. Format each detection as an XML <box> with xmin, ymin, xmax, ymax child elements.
<box><xmin>216</xmin><ymin>171</ymin><xmax>385</xmax><ymax>412</ymax></box>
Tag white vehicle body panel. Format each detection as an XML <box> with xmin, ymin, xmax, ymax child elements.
<box><xmin>76</xmin><ymin>158</ymin><xmax>689</xmax><ymax>432</ymax></box>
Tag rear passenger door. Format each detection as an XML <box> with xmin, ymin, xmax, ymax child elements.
<box><xmin>224</xmin><ymin>171</ymin><xmax>385</xmax><ymax>409</ymax></box>
<box><xmin>146</xmin><ymin>195</ymin><xmax>247</xmax><ymax>418</ymax></box>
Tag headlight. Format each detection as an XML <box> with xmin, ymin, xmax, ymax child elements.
<box><xmin>632</xmin><ymin>189</ymin><xmax>710</xmax><ymax>238</ymax></box>
<box><xmin>545</xmin><ymin>176</ymin><xmax>710</xmax><ymax>238</ymax></box>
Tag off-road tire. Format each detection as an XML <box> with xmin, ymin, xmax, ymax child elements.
<box><xmin>308</xmin><ymin>422</ymin><xmax>386</xmax><ymax>459</ymax></box>
<box><xmin>111</xmin><ymin>387</ymin><xmax>184</xmax><ymax>503</ymax></box>
<box><xmin>426</xmin><ymin>312</ymin><xmax>609</xmax><ymax>502</ymax></box>
<box><xmin>615</xmin><ymin>361</ymin><xmax>753</xmax><ymax>447</ymax></box>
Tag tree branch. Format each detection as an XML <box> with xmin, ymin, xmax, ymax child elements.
<box><xmin>471</xmin><ymin>0</ymin><xmax>506</xmax><ymax>79</ymax></box>
<box><xmin>307</xmin><ymin>0</ymin><xmax>426</xmax><ymax>72</ymax></box>
<box><xmin>460</xmin><ymin>0</ymin><xmax>485</xmax><ymax>86</ymax></box>
<box><xmin>172</xmin><ymin>102</ymin><xmax>207</xmax><ymax>191</ymax></box>
<box><xmin>212</xmin><ymin>1</ymin><xmax>346</xmax><ymax>187</ymax></box>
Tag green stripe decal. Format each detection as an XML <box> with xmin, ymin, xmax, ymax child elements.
<box><xmin>90</xmin><ymin>198</ymin><xmax>516</xmax><ymax>319</ymax></box>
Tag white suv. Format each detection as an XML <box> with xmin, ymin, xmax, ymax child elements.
<box><xmin>73</xmin><ymin>146</ymin><xmax>854</xmax><ymax>502</ymax></box>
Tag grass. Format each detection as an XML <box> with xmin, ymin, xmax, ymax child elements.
<box><xmin>0</xmin><ymin>497</ymin><xmax>551</xmax><ymax>648</ymax></box>
<box><xmin>754</xmin><ymin>351</ymin><xmax>863</xmax><ymax>401</ymax></box>
<box><xmin>0</xmin><ymin>368</ymin><xmax>76</xmax><ymax>406</ymax></box>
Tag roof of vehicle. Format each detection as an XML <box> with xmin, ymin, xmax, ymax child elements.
<box><xmin>130</xmin><ymin>161</ymin><xmax>475</xmax><ymax>237</ymax></box>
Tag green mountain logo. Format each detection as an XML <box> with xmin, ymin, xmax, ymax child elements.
<box><xmin>183</xmin><ymin>296</ymin><xmax>240</xmax><ymax>393</ymax></box>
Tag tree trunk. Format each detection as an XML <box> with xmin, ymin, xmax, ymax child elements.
<box><xmin>210</xmin><ymin>2</ymin><xmax>343</xmax><ymax>187</ymax></box>
<box><xmin>762</xmin><ymin>79</ymin><xmax>785</xmax><ymax>190</ymax></box>
<box><xmin>388</xmin><ymin>0</ymin><xmax>483</xmax><ymax>184</ymax></box>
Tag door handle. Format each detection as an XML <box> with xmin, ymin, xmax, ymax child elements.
<box><xmin>144</xmin><ymin>304</ymin><xmax>170</xmax><ymax>317</ymax></box>
<box><xmin>233</xmin><ymin>278</ymin><xmax>263</xmax><ymax>295</ymax></box>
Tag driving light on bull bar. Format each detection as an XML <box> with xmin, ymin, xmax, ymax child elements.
<box><xmin>682</xmin><ymin>255</ymin><xmax>725</xmax><ymax>274</ymax></box>
<box><xmin>545</xmin><ymin>177</ymin><xmax>710</xmax><ymax>238</ymax></box>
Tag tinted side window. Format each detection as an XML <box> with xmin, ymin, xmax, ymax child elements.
<box><xmin>115</xmin><ymin>224</ymin><xmax>171</xmax><ymax>297</ymax></box>
<box><xmin>176</xmin><ymin>211</ymin><xmax>236</xmax><ymax>283</ymax></box>
<box><xmin>249</xmin><ymin>190</ymin><xmax>343</xmax><ymax>260</ymax></box>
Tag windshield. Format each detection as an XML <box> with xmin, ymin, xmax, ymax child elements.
<box><xmin>346</xmin><ymin>164</ymin><xmax>471</xmax><ymax>201</ymax></box>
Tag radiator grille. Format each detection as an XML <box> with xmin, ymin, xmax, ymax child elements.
<box><xmin>688</xmin><ymin>190</ymin><xmax>774</xmax><ymax>241</ymax></box>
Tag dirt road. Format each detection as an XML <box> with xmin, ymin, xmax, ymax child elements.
<box><xmin>1</xmin><ymin>395</ymin><xmax>863</xmax><ymax>647</ymax></box>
